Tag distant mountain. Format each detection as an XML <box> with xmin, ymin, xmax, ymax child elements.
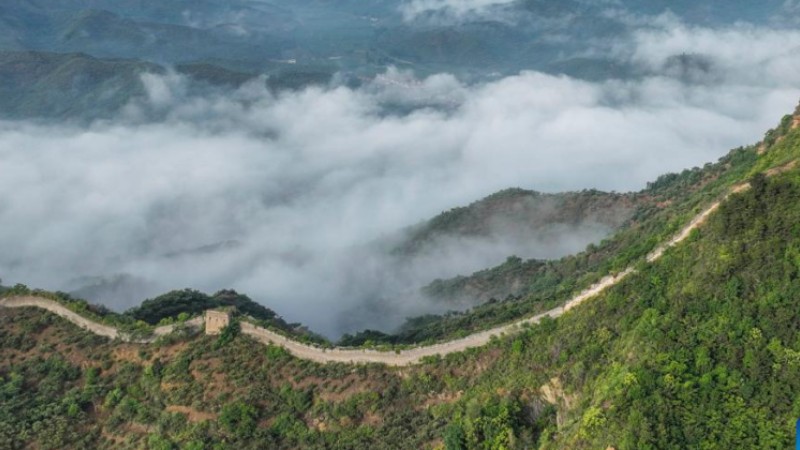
<box><xmin>390</xmin><ymin>188</ymin><xmax>640</xmax><ymax>308</ymax></box>
<box><xmin>0</xmin><ymin>1</ymin><xmax>292</xmax><ymax>63</ymax></box>
<box><xmin>0</xmin><ymin>50</ymin><xmax>338</xmax><ymax>120</ymax></box>
<box><xmin>395</xmin><ymin>188</ymin><xmax>639</xmax><ymax>259</ymax></box>
<box><xmin>0</xmin><ymin>50</ymin><xmax>159</xmax><ymax>120</ymax></box>
<box><xmin>0</xmin><ymin>0</ymin><xmax>791</xmax><ymax>93</ymax></box>
<box><xmin>175</xmin><ymin>63</ymin><xmax>257</xmax><ymax>88</ymax></box>
<box><xmin>619</xmin><ymin>0</ymin><xmax>787</xmax><ymax>24</ymax></box>
<box><xmin>56</xmin><ymin>9</ymin><xmax>288</xmax><ymax>63</ymax></box>
<box><xmin>0</xmin><ymin>0</ymin><xmax>792</xmax><ymax>122</ymax></box>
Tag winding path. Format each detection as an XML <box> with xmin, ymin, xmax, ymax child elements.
<box><xmin>0</xmin><ymin>179</ymin><xmax>758</xmax><ymax>366</ymax></box>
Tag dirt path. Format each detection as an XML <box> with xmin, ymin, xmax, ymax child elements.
<box><xmin>0</xmin><ymin>178</ymin><xmax>762</xmax><ymax>366</ymax></box>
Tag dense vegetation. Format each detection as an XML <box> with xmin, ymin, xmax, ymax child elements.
<box><xmin>0</xmin><ymin>120</ymin><xmax>768</xmax><ymax>350</ymax></box>
<box><xmin>367</xmin><ymin>143</ymin><xmax>761</xmax><ymax>345</ymax></box>
<box><xmin>2</xmin><ymin>110</ymin><xmax>800</xmax><ymax>449</ymax></box>
<box><xmin>130</xmin><ymin>289</ymin><xmax>277</xmax><ymax>326</ymax></box>
<box><xmin>130</xmin><ymin>289</ymin><xmax>327</xmax><ymax>345</ymax></box>
<box><xmin>393</xmin><ymin>188</ymin><xmax>638</xmax><ymax>259</ymax></box>
<box><xmin>1</xmin><ymin>285</ymin><xmax>324</xmax><ymax>344</ymax></box>
<box><xmin>2</xmin><ymin>165</ymin><xmax>799</xmax><ymax>449</ymax></box>
<box><xmin>0</xmin><ymin>309</ymin><xmax>454</xmax><ymax>449</ymax></box>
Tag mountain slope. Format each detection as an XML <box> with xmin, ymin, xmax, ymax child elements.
<box><xmin>0</xmin><ymin>0</ymin><xmax>790</xmax><ymax>92</ymax></box>
<box><xmin>533</xmin><ymin>167</ymin><xmax>800</xmax><ymax>448</ymax></box>
<box><xmin>0</xmin><ymin>50</ymin><xmax>160</xmax><ymax>120</ymax></box>
<box><xmin>395</xmin><ymin>188</ymin><xmax>639</xmax><ymax>259</ymax></box>
<box><xmin>1</xmin><ymin>164</ymin><xmax>798</xmax><ymax>448</ymax></box>
<box><xmin>1</xmin><ymin>107</ymin><xmax>800</xmax><ymax>449</ymax></box>
<box><xmin>0</xmin><ymin>50</ymin><xmax>341</xmax><ymax>120</ymax></box>
<box><xmin>382</xmin><ymin>142</ymin><xmax>759</xmax><ymax>345</ymax></box>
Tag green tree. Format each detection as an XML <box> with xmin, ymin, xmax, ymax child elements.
<box><xmin>219</xmin><ymin>401</ymin><xmax>258</xmax><ymax>438</ymax></box>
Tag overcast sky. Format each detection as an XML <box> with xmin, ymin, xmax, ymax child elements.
<box><xmin>1</xmin><ymin>17</ymin><xmax>799</xmax><ymax>337</ymax></box>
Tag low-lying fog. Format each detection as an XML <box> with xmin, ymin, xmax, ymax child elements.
<box><xmin>2</xmin><ymin>17</ymin><xmax>799</xmax><ymax>337</ymax></box>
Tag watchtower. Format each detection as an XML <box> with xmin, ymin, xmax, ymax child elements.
<box><xmin>204</xmin><ymin>309</ymin><xmax>232</xmax><ymax>335</ymax></box>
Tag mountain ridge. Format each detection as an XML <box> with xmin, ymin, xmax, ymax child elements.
<box><xmin>3</xmin><ymin>122</ymin><xmax>796</xmax><ymax>362</ymax></box>
<box><xmin>2</xmin><ymin>104</ymin><xmax>800</xmax><ymax>449</ymax></box>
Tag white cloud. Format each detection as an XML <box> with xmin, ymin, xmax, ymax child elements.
<box><xmin>1</xmin><ymin>19</ymin><xmax>800</xmax><ymax>337</ymax></box>
<box><xmin>618</xmin><ymin>19</ymin><xmax>800</xmax><ymax>86</ymax></box>
<box><xmin>399</xmin><ymin>0</ymin><xmax>518</xmax><ymax>23</ymax></box>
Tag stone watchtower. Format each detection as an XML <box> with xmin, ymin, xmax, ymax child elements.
<box><xmin>204</xmin><ymin>309</ymin><xmax>233</xmax><ymax>335</ymax></box>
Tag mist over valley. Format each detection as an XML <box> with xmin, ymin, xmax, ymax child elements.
<box><xmin>2</xmin><ymin>1</ymin><xmax>800</xmax><ymax>337</ymax></box>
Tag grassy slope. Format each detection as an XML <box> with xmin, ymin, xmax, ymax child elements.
<box><xmin>378</xmin><ymin>142</ymin><xmax>759</xmax><ymax>345</ymax></box>
<box><xmin>2</xmin><ymin>112</ymin><xmax>799</xmax><ymax>449</ymax></box>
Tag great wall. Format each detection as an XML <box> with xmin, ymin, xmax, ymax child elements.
<box><xmin>0</xmin><ymin>172</ymin><xmax>780</xmax><ymax>366</ymax></box>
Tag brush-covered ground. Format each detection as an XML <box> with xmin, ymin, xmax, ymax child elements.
<box><xmin>2</xmin><ymin>111</ymin><xmax>800</xmax><ymax>449</ymax></box>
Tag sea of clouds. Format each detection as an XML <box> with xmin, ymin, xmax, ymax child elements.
<box><xmin>1</xmin><ymin>17</ymin><xmax>799</xmax><ymax>337</ymax></box>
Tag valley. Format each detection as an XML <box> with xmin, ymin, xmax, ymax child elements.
<box><xmin>0</xmin><ymin>168</ymin><xmax>764</xmax><ymax>365</ymax></box>
<box><xmin>2</xmin><ymin>1</ymin><xmax>800</xmax><ymax>448</ymax></box>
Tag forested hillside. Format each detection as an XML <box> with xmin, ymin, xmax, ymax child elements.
<box><xmin>0</xmin><ymin>51</ymin><xmax>159</xmax><ymax>119</ymax></box>
<box><xmin>3</xmin><ymin>0</ymin><xmax>800</xmax><ymax>447</ymax></box>
<box><xmin>394</xmin><ymin>188</ymin><xmax>639</xmax><ymax>260</ymax></box>
<box><xmin>363</xmin><ymin>142</ymin><xmax>760</xmax><ymax>346</ymax></box>
<box><xmin>2</xmin><ymin>107</ymin><xmax>800</xmax><ymax>449</ymax></box>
